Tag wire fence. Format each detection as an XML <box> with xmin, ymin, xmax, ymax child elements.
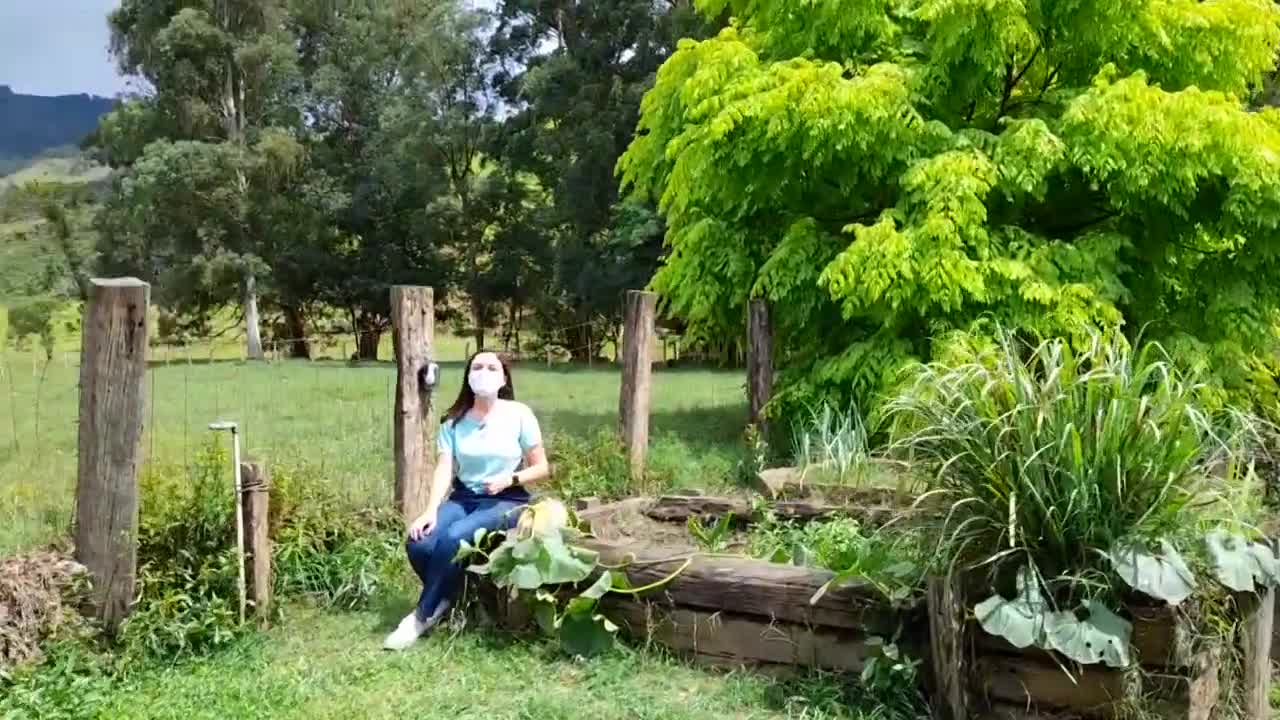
<box><xmin>0</xmin><ymin>328</ymin><xmax>745</xmax><ymax>553</ymax></box>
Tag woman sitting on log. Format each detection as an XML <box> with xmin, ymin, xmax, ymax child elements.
<box><xmin>384</xmin><ymin>350</ymin><xmax>549</xmax><ymax>650</ymax></box>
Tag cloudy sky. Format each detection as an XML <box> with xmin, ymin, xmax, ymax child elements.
<box><xmin>0</xmin><ymin>0</ymin><xmax>127</xmax><ymax>97</ymax></box>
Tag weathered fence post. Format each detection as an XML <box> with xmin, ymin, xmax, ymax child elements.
<box><xmin>747</xmin><ymin>299</ymin><xmax>773</xmax><ymax>433</ymax></box>
<box><xmin>619</xmin><ymin>290</ymin><xmax>657</xmax><ymax>486</ymax></box>
<box><xmin>1242</xmin><ymin>586</ymin><xmax>1275</xmax><ymax>720</ymax></box>
<box><xmin>391</xmin><ymin>286</ymin><xmax>436</xmax><ymax>525</ymax></box>
<box><xmin>927</xmin><ymin>573</ymin><xmax>969</xmax><ymax>720</ymax></box>
<box><xmin>75</xmin><ymin>277</ymin><xmax>149</xmax><ymax>633</ymax></box>
<box><xmin>240</xmin><ymin>460</ymin><xmax>272</xmax><ymax>625</ymax></box>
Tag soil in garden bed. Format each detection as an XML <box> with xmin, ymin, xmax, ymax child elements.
<box><xmin>583</xmin><ymin>498</ymin><xmax>751</xmax><ymax>554</ymax></box>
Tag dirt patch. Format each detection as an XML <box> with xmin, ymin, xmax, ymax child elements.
<box><xmin>0</xmin><ymin>550</ymin><xmax>91</xmax><ymax>672</ymax></box>
<box><xmin>584</xmin><ymin>500</ymin><xmax>749</xmax><ymax>553</ymax></box>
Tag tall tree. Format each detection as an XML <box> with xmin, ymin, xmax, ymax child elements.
<box><xmin>287</xmin><ymin>0</ymin><xmax>493</xmax><ymax>359</ymax></box>
<box><xmin>621</xmin><ymin>0</ymin><xmax>1280</xmax><ymax>418</ymax></box>
<box><xmin>489</xmin><ymin>0</ymin><xmax>709</xmax><ymax>357</ymax></box>
<box><xmin>95</xmin><ymin>0</ymin><xmax>303</xmax><ymax>359</ymax></box>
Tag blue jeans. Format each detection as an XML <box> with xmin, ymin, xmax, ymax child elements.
<box><xmin>405</xmin><ymin>484</ymin><xmax>528</xmax><ymax>621</ymax></box>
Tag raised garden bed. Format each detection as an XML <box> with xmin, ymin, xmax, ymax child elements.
<box><xmin>478</xmin><ymin>494</ymin><xmax>925</xmax><ymax>674</ymax></box>
<box><xmin>471</xmin><ymin>493</ymin><xmax>1275</xmax><ymax>719</ymax></box>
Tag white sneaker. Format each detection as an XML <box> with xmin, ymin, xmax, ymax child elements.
<box><xmin>383</xmin><ymin>612</ymin><xmax>429</xmax><ymax>651</ymax></box>
<box><xmin>381</xmin><ymin>601</ymin><xmax>451</xmax><ymax>651</ymax></box>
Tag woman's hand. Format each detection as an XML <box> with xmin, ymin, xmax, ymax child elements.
<box><xmin>483</xmin><ymin>475</ymin><xmax>514</xmax><ymax>495</ymax></box>
<box><xmin>408</xmin><ymin>508</ymin><xmax>438</xmax><ymax>541</ymax></box>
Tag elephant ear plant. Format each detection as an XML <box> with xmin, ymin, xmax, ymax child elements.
<box><xmin>888</xmin><ymin>330</ymin><xmax>1278</xmax><ymax>669</ymax></box>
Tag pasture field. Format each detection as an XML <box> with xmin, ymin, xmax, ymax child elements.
<box><xmin>0</xmin><ymin>332</ymin><xmax>747</xmax><ymax>553</ymax></box>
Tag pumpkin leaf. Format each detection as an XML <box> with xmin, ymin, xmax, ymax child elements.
<box><xmin>559</xmin><ymin>609</ymin><xmax>616</xmax><ymax>657</ymax></box>
<box><xmin>579</xmin><ymin>570</ymin><xmax>614</xmax><ymax>600</ymax></box>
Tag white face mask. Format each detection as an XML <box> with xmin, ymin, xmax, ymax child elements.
<box><xmin>468</xmin><ymin>368</ymin><xmax>505</xmax><ymax>399</ymax></box>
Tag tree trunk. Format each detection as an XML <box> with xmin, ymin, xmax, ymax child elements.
<box><xmin>281</xmin><ymin>305</ymin><xmax>310</xmax><ymax>359</ymax></box>
<box><xmin>565</xmin><ymin>323</ymin><xmax>592</xmax><ymax>362</ymax></box>
<box><xmin>471</xmin><ymin>296</ymin><xmax>485</xmax><ymax>352</ymax></box>
<box><xmin>243</xmin><ymin>272</ymin><xmax>265</xmax><ymax>360</ymax></box>
<box><xmin>356</xmin><ymin>323</ymin><xmax>381</xmax><ymax>361</ymax></box>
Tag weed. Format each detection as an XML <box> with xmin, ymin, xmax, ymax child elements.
<box><xmin>748</xmin><ymin>515</ymin><xmax>927</xmax><ymax>602</ymax></box>
<box><xmin>0</xmin><ymin>643</ymin><xmax>112</xmax><ymax>720</ymax></box>
<box><xmin>687</xmin><ymin>512</ymin><xmax>736</xmax><ymax>552</ymax></box>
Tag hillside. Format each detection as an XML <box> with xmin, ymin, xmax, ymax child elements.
<box><xmin>0</xmin><ymin>85</ymin><xmax>115</xmax><ymax>175</ymax></box>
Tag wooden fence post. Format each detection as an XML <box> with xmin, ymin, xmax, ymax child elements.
<box><xmin>927</xmin><ymin>573</ymin><xmax>969</xmax><ymax>720</ymax></box>
<box><xmin>747</xmin><ymin>299</ymin><xmax>773</xmax><ymax>433</ymax></box>
<box><xmin>75</xmin><ymin>277</ymin><xmax>149</xmax><ymax>633</ymax></box>
<box><xmin>391</xmin><ymin>286</ymin><xmax>436</xmax><ymax>525</ymax></box>
<box><xmin>619</xmin><ymin>290</ymin><xmax>657</xmax><ymax>487</ymax></box>
<box><xmin>240</xmin><ymin>460</ymin><xmax>272</xmax><ymax>625</ymax></box>
<box><xmin>1242</xmin><ymin>585</ymin><xmax>1275</xmax><ymax>720</ymax></box>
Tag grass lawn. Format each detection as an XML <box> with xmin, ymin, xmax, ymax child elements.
<box><xmin>0</xmin><ymin>333</ymin><xmax>748</xmax><ymax>552</ymax></box>
<box><xmin>53</xmin><ymin>605</ymin><xmax>878</xmax><ymax>720</ymax></box>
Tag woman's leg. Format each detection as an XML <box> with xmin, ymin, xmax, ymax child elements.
<box><xmin>404</xmin><ymin>501</ymin><xmax>467</xmax><ymax>621</ymax></box>
<box><xmin>415</xmin><ymin>499</ymin><xmax>525</xmax><ymax>617</ymax></box>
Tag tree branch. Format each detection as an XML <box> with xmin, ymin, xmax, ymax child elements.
<box><xmin>994</xmin><ymin>44</ymin><xmax>1043</xmax><ymax>126</ymax></box>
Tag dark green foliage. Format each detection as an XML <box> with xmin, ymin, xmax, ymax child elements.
<box><xmin>545</xmin><ymin>430</ymin><xmax>633</xmax><ymax>500</ymax></box>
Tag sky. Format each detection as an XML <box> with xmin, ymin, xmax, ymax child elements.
<box><xmin>0</xmin><ymin>0</ymin><xmax>128</xmax><ymax>98</ymax></box>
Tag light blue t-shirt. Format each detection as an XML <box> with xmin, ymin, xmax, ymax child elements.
<box><xmin>438</xmin><ymin>400</ymin><xmax>543</xmax><ymax>494</ymax></box>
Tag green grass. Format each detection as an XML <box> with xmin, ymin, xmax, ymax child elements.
<box><xmin>0</xmin><ymin>334</ymin><xmax>746</xmax><ymax>553</ymax></box>
<box><xmin>4</xmin><ymin>605</ymin><xmax>892</xmax><ymax>720</ymax></box>
<box><xmin>0</xmin><ymin>151</ymin><xmax>109</xmax><ymax>190</ymax></box>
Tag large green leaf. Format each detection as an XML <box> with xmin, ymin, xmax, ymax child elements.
<box><xmin>1205</xmin><ymin>530</ymin><xmax>1280</xmax><ymax>593</ymax></box>
<box><xmin>532</xmin><ymin>592</ymin><xmax>558</xmax><ymax>636</ymax></box>
<box><xmin>1107</xmin><ymin>540</ymin><xmax>1196</xmax><ymax>605</ymax></box>
<box><xmin>536</xmin><ymin>535</ymin><xmax>596</xmax><ymax>585</ymax></box>
<box><xmin>507</xmin><ymin>563</ymin><xmax>544</xmax><ymax>590</ymax></box>
<box><xmin>558</xmin><ymin>610</ymin><xmax>616</xmax><ymax>658</ymax></box>
<box><xmin>511</xmin><ymin>538</ymin><xmax>538</xmax><ymax>561</ymax></box>
<box><xmin>974</xmin><ymin>566</ymin><xmax>1046</xmax><ymax>649</ymax></box>
<box><xmin>579</xmin><ymin>571</ymin><xmax>615</xmax><ymax>600</ymax></box>
<box><xmin>1043</xmin><ymin>601</ymin><xmax>1132</xmax><ymax>668</ymax></box>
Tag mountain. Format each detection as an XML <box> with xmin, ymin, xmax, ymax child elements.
<box><xmin>0</xmin><ymin>85</ymin><xmax>116</xmax><ymax>175</ymax></box>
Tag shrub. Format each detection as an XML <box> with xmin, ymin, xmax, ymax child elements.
<box><xmin>121</xmin><ymin>443</ymin><xmax>244</xmax><ymax>661</ymax></box>
<box><xmin>547</xmin><ymin>429</ymin><xmax>738</xmax><ymax>499</ymax></box>
<box><xmin>121</xmin><ymin>444</ymin><xmax>408</xmax><ymax>660</ymax></box>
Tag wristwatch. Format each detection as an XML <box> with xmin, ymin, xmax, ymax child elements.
<box><xmin>511</xmin><ymin>473</ymin><xmax>522</xmax><ymax>487</ymax></box>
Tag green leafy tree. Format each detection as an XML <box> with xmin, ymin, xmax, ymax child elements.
<box><xmin>490</xmin><ymin>0</ymin><xmax>712</xmax><ymax>357</ymax></box>
<box><xmin>620</xmin><ymin>0</ymin><xmax>1280</xmax><ymax>418</ymax></box>
<box><xmin>286</xmin><ymin>0</ymin><xmax>487</xmax><ymax>358</ymax></box>
<box><xmin>94</xmin><ymin>0</ymin><xmax>303</xmax><ymax>359</ymax></box>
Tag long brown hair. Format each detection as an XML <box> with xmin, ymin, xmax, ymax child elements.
<box><xmin>442</xmin><ymin>350</ymin><xmax>515</xmax><ymax>424</ymax></box>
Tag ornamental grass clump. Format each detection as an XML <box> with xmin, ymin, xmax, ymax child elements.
<box><xmin>886</xmin><ymin>330</ymin><xmax>1276</xmax><ymax>667</ymax></box>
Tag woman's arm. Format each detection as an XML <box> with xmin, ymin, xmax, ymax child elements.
<box><xmin>409</xmin><ymin>450</ymin><xmax>453</xmax><ymax>539</ymax></box>
<box><xmin>514</xmin><ymin>445</ymin><xmax>550</xmax><ymax>486</ymax></box>
<box><xmin>425</xmin><ymin>450</ymin><xmax>454</xmax><ymax>513</ymax></box>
